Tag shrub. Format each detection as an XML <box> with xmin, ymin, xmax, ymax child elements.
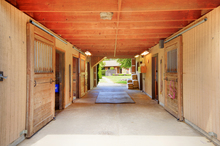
<box><xmin>112</xmin><ymin>74</ymin><xmax>115</xmax><ymax>76</ymax></box>
<box><xmin>110</xmin><ymin>67</ymin><xmax>115</xmax><ymax>70</ymax></box>
<box><xmin>126</xmin><ymin>74</ymin><xmax>131</xmax><ymax>76</ymax></box>
<box><xmin>101</xmin><ymin>70</ymin><xmax>106</xmax><ymax>76</ymax></box>
<box><xmin>119</xmin><ymin>74</ymin><xmax>124</xmax><ymax>76</ymax></box>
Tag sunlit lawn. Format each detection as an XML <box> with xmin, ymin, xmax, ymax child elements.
<box><xmin>99</xmin><ymin>77</ymin><xmax>108</xmax><ymax>83</ymax></box>
<box><xmin>105</xmin><ymin>76</ymin><xmax>131</xmax><ymax>84</ymax></box>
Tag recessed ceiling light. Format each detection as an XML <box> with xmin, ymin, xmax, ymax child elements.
<box><xmin>100</xmin><ymin>12</ymin><xmax>113</xmax><ymax>20</ymax></box>
<box><xmin>141</xmin><ymin>51</ymin><xmax>149</xmax><ymax>56</ymax></box>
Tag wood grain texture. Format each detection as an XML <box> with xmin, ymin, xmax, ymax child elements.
<box><xmin>182</xmin><ymin>7</ymin><xmax>220</xmax><ymax>141</ymax></box>
<box><xmin>26</xmin><ymin>23</ymin><xmax>56</xmax><ymax>138</ymax></box>
<box><xmin>0</xmin><ymin>1</ymin><xmax>29</xmax><ymax>145</ymax></box>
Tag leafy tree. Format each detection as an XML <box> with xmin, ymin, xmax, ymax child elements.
<box><xmin>98</xmin><ymin>61</ymin><xmax>106</xmax><ymax>81</ymax></box>
<box><xmin>110</xmin><ymin>67</ymin><xmax>115</xmax><ymax>70</ymax></box>
<box><xmin>117</xmin><ymin>59</ymin><xmax>131</xmax><ymax>69</ymax></box>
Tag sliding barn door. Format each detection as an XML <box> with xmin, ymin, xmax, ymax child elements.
<box><xmin>164</xmin><ymin>36</ymin><xmax>183</xmax><ymax>121</ymax></box>
<box><xmin>79</xmin><ymin>54</ymin><xmax>86</xmax><ymax>98</ymax></box>
<box><xmin>26</xmin><ymin>23</ymin><xmax>55</xmax><ymax>137</ymax></box>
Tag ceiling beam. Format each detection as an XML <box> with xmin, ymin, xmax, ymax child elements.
<box><xmin>30</xmin><ymin>10</ymin><xmax>201</xmax><ymax>22</ymax></box>
<box><xmin>114</xmin><ymin>0</ymin><xmax>122</xmax><ymax>57</ymax></box>
<box><xmin>54</xmin><ymin>28</ymin><xmax>179</xmax><ymax>35</ymax></box>
<box><xmin>62</xmin><ymin>34</ymin><xmax>170</xmax><ymax>39</ymax></box>
<box><xmin>16</xmin><ymin>0</ymin><xmax>220</xmax><ymax>12</ymax></box>
<box><xmin>40</xmin><ymin>21</ymin><xmax>188</xmax><ymax>30</ymax></box>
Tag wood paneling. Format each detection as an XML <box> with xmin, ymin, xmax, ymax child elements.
<box><xmin>182</xmin><ymin>7</ymin><xmax>220</xmax><ymax>141</ymax></box>
<box><xmin>0</xmin><ymin>1</ymin><xmax>29</xmax><ymax>145</ymax></box>
<box><xmin>79</xmin><ymin>54</ymin><xmax>86</xmax><ymax>97</ymax></box>
<box><xmin>15</xmin><ymin>0</ymin><xmax>220</xmax><ymax>12</ymax></box>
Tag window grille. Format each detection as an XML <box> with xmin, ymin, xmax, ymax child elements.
<box><xmin>167</xmin><ymin>49</ymin><xmax>177</xmax><ymax>73</ymax></box>
<box><xmin>34</xmin><ymin>40</ymin><xmax>53</xmax><ymax>73</ymax></box>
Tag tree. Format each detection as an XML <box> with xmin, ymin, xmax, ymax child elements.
<box><xmin>98</xmin><ymin>61</ymin><xmax>106</xmax><ymax>81</ymax></box>
<box><xmin>117</xmin><ymin>59</ymin><xmax>131</xmax><ymax>69</ymax></box>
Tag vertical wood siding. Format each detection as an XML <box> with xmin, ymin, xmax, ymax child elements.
<box><xmin>183</xmin><ymin>7</ymin><xmax>220</xmax><ymax>141</ymax></box>
<box><xmin>0</xmin><ymin>0</ymin><xmax>29</xmax><ymax>145</ymax></box>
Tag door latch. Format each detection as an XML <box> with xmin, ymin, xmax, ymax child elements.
<box><xmin>0</xmin><ymin>71</ymin><xmax>8</xmax><ymax>81</ymax></box>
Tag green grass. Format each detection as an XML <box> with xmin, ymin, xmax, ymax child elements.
<box><xmin>99</xmin><ymin>78</ymin><xmax>108</xmax><ymax>83</ymax></box>
<box><xmin>105</xmin><ymin>76</ymin><xmax>131</xmax><ymax>84</ymax></box>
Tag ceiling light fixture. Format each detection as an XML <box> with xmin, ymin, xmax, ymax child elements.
<box><xmin>141</xmin><ymin>51</ymin><xmax>149</xmax><ymax>56</ymax></box>
<box><xmin>85</xmin><ymin>51</ymin><xmax>92</xmax><ymax>56</ymax></box>
<box><xmin>100</xmin><ymin>12</ymin><xmax>113</xmax><ymax>20</ymax></box>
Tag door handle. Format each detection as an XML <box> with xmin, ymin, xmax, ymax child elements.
<box><xmin>0</xmin><ymin>71</ymin><xmax>8</xmax><ymax>81</ymax></box>
<box><xmin>0</xmin><ymin>75</ymin><xmax>8</xmax><ymax>79</ymax></box>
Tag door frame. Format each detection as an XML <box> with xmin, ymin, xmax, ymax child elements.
<box><xmin>152</xmin><ymin>54</ymin><xmax>159</xmax><ymax>103</ymax></box>
<box><xmin>55</xmin><ymin>48</ymin><xmax>65</xmax><ymax>110</ymax></box>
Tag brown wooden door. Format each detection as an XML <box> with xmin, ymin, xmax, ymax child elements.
<box><xmin>87</xmin><ymin>62</ymin><xmax>90</xmax><ymax>90</ymax></box>
<box><xmin>72</xmin><ymin>57</ymin><xmax>79</xmax><ymax>99</ymax></box>
<box><xmin>26</xmin><ymin>24</ymin><xmax>55</xmax><ymax>137</ymax></box>
<box><xmin>164</xmin><ymin>36</ymin><xmax>183</xmax><ymax>121</ymax></box>
<box><xmin>152</xmin><ymin>55</ymin><xmax>158</xmax><ymax>101</ymax></box>
<box><xmin>79</xmin><ymin>54</ymin><xmax>86</xmax><ymax>98</ymax></box>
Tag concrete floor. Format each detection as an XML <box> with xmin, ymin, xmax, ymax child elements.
<box><xmin>19</xmin><ymin>85</ymin><xmax>214</xmax><ymax>146</ymax></box>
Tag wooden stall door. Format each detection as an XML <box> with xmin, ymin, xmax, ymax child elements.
<box><xmin>72</xmin><ymin>57</ymin><xmax>79</xmax><ymax>99</ymax></box>
<box><xmin>79</xmin><ymin>54</ymin><xmax>86</xmax><ymax>98</ymax></box>
<box><xmin>131</xmin><ymin>58</ymin><xmax>136</xmax><ymax>74</ymax></box>
<box><xmin>164</xmin><ymin>36</ymin><xmax>183</xmax><ymax>121</ymax></box>
<box><xmin>26</xmin><ymin>23</ymin><xmax>55</xmax><ymax>137</ymax></box>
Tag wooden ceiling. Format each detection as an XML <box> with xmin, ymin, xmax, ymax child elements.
<box><xmin>7</xmin><ymin>0</ymin><xmax>220</xmax><ymax>58</ymax></box>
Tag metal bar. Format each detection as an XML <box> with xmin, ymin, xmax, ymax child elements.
<box><xmin>72</xmin><ymin>46</ymin><xmax>85</xmax><ymax>55</ymax></box>
<box><xmin>30</xmin><ymin>20</ymin><xmax>67</xmax><ymax>44</ymax></box>
<box><xmin>165</xmin><ymin>18</ymin><xmax>207</xmax><ymax>43</ymax></box>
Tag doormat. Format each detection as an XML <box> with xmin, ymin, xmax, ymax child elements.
<box><xmin>95</xmin><ymin>92</ymin><xmax>135</xmax><ymax>104</ymax></box>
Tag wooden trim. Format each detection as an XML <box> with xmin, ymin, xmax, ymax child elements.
<box><xmin>26</xmin><ymin>23</ymin><xmax>35</xmax><ymax>138</ymax></box>
<box><xmin>56</xmin><ymin>47</ymin><xmax>66</xmax><ymax>52</ymax></box>
<box><xmin>80</xmin><ymin>53</ymin><xmax>86</xmax><ymax>60</ymax></box>
<box><xmin>72</xmin><ymin>53</ymin><xmax>79</xmax><ymax>58</ymax></box>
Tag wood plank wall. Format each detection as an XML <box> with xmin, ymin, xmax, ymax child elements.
<box><xmin>183</xmin><ymin>7</ymin><xmax>220</xmax><ymax>141</ymax></box>
<box><xmin>0</xmin><ymin>0</ymin><xmax>29</xmax><ymax>145</ymax></box>
<box><xmin>0</xmin><ymin>0</ymin><xmax>81</xmax><ymax>145</ymax></box>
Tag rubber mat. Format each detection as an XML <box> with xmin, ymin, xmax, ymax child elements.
<box><xmin>95</xmin><ymin>92</ymin><xmax>135</xmax><ymax>104</ymax></box>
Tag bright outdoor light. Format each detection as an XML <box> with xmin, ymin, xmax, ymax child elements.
<box><xmin>135</xmin><ymin>55</ymin><xmax>139</xmax><ymax>58</ymax></box>
<box><xmin>141</xmin><ymin>51</ymin><xmax>149</xmax><ymax>56</ymax></box>
<box><xmin>85</xmin><ymin>51</ymin><xmax>92</xmax><ymax>56</ymax></box>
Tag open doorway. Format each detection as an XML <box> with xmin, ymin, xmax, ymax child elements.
<box><xmin>152</xmin><ymin>54</ymin><xmax>159</xmax><ymax>103</ymax></box>
<box><xmin>55</xmin><ymin>50</ymin><xmax>65</xmax><ymax>113</ymax></box>
<box><xmin>87</xmin><ymin>62</ymin><xmax>90</xmax><ymax>91</ymax></box>
<box><xmin>72</xmin><ymin>57</ymin><xmax>79</xmax><ymax>100</ymax></box>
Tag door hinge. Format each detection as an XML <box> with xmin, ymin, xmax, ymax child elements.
<box><xmin>20</xmin><ymin>130</ymin><xmax>27</xmax><ymax>136</ymax></box>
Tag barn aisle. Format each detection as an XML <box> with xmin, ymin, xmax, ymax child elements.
<box><xmin>19</xmin><ymin>86</ymin><xmax>213</xmax><ymax>146</ymax></box>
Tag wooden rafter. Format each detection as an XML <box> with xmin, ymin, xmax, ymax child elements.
<box><xmin>7</xmin><ymin>0</ymin><xmax>220</xmax><ymax>57</ymax></box>
<box><xmin>114</xmin><ymin>0</ymin><xmax>122</xmax><ymax>57</ymax></box>
<box><xmin>16</xmin><ymin>0</ymin><xmax>220</xmax><ymax>12</ymax></box>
